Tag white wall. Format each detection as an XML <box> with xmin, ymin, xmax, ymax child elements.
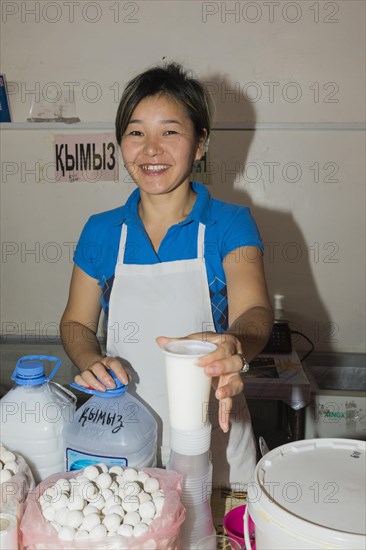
<box><xmin>1</xmin><ymin>0</ymin><xmax>365</xmax><ymax>353</ymax></box>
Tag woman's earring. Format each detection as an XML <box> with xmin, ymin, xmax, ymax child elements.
<box><xmin>203</xmin><ymin>137</ymin><xmax>210</xmax><ymax>154</ymax></box>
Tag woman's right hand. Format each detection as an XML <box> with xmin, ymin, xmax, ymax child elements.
<box><xmin>75</xmin><ymin>356</ymin><xmax>130</xmax><ymax>392</ymax></box>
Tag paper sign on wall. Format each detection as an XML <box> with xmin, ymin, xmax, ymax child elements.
<box><xmin>55</xmin><ymin>133</ymin><xmax>119</xmax><ymax>182</ymax></box>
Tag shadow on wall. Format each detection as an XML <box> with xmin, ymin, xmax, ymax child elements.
<box><xmin>199</xmin><ymin>73</ymin><xmax>333</xmax><ymax>355</ymax></box>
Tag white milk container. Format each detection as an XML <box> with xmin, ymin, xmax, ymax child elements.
<box><xmin>63</xmin><ymin>373</ymin><xmax>158</xmax><ymax>471</ymax></box>
<box><xmin>0</xmin><ymin>355</ymin><xmax>77</xmax><ymax>483</ymax></box>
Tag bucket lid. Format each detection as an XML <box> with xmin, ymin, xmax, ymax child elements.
<box><xmin>70</xmin><ymin>371</ymin><xmax>127</xmax><ymax>398</ymax></box>
<box><xmin>251</xmin><ymin>438</ymin><xmax>365</xmax><ymax>537</ymax></box>
<box><xmin>12</xmin><ymin>355</ymin><xmax>61</xmax><ymax>386</ymax></box>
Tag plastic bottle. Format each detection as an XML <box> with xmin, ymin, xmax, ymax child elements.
<box><xmin>0</xmin><ymin>355</ymin><xmax>77</xmax><ymax>483</ymax></box>
<box><xmin>63</xmin><ymin>373</ymin><xmax>158</xmax><ymax>471</ymax></box>
<box><xmin>274</xmin><ymin>294</ymin><xmax>286</xmax><ymax>320</ymax></box>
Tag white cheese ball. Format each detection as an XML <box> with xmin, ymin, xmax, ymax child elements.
<box><xmin>103</xmin><ymin>513</ymin><xmax>121</xmax><ymax>533</ymax></box>
<box><xmin>70</xmin><ymin>486</ymin><xmax>82</xmax><ymax>501</ymax></box>
<box><xmin>74</xmin><ymin>530</ymin><xmax>89</xmax><ymax>541</ymax></box>
<box><xmin>83</xmin><ymin>465</ymin><xmax>100</xmax><ymax>480</ymax></box>
<box><xmin>58</xmin><ymin>526</ymin><xmax>75</xmax><ymax>541</ymax></box>
<box><xmin>66</xmin><ymin>510</ymin><xmax>84</xmax><ymax>529</ymax></box>
<box><xmin>81</xmin><ymin>481</ymin><xmax>99</xmax><ymax>500</ymax></box>
<box><xmin>75</xmin><ymin>475</ymin><xmax>90</xmax><ymax>488</ymax></box>
<box><xmin>138</xmin><ymin>491</ymin><xmax>152</xmax><ymax>504</ymax></box>
<box><xmin>123</xmin><ymin>481</ymin><xmax>141</xmax><ymax>496</ymax></box>
<box><xmin>1</xmin><ymin>451</ymin><xmax>16</xmax><ymax>463</ymax></box>
<box><xmin>68</xmin><ymin>495</ymin><xmax>85</xmax><ymax>511</ymax></box>
<box><xmin>137</xmin><ymin>471</ymin><xmax>150</xmax><ymax>484</ymax></box>
<box><xmin>81</xmin><ymin>513</ymin><xmax>101</xmax><ymax>532</ymax></box>
<box><xmin>0</xmin><ymin>470</ymin><xmax>12</xmax><ymax>483</ymax></box>
<box><xmin>105</xmin><ymin>495</ymin><xmax>122</xmax><ymax>510</ymax></box>
<box><xmin>101</xmin><ymin>488</ymin><xmax>113</xmax><ymax>501</ymax></box>
<box><xmin>139</xmin><ymin>500</ymin><xmax>156</xmax><ymax>520</ymax></box>
<box><xmin>3</xmin><ymin>461</ymin><xmax>18</xmax><ymax>475</ymax></box>
<box><xmin>39</xmin><ymin>495</ymin><xmax>50</xmax><ymax>509</ymax></box>
<box><xmin>109</xmin><ymin>480</ymin><xmax>118</xmax><ymax>493</ymax></box>
<box><xmin>117</xmin><ymin>487</ymin><xmax>127</xmax><ymax>499</ymax></box>
<box><xmin>107</xmin><ymin>504</ymin><xmax>125</xmax><ymax>518</ymax></box>
<box><xmin>133</xmin><ymin>522</ymin><xmax>150</xmax><ymax>538</ymax></box>
<box><xmin>122</xmin><ymin>498</ymin><xmax>140</xmax><ymax>513</ymax></box>
<box><xmin>50</xmin><ymin>521</ymin><xmax>61</xmax><ymax>533</ymax></box>
<box><xmin>91</xmin><ymin>494</ymin><xmax>105</xmax><ymax>511</ymax></box>
<box><xmin>0</xmin><ymin>446</ymin><xmax>8</xmax><ymax>458</ymax></box>
<box><xmin>96</xmin><ymin>462</ymin><xmax>109</xmax><ymax>473</ymax></box>
<box><xmin>122</xmin><ymin>468</ymin><xmax>138</xmax><ymax>482</ymax></box>
<box><xmin>83</xmin><ymin>504</ymin><xmax>99</xmax><ymax>516</ymax></box>
<box><xmin>123</xmin><ymin>511</ymin><xmax>141</xmax><ymax>527</ymax></box>
<box><xmin>55</xmin><ymin>507</ymin><xmax>69</xmax><ymax>527</ymax></box>
<box><xmin>151</xmin><ymin>489</ymin><xmax>165</xmax><ymax>500</ymax></box>
<box><xmin>52</xmin><ymin>493</ymin><xmax>70</xmax><ymax>510</ymax></box>
<box><xmin>117</xmin><ymin>523</ymin><xmax>133</xmax><ymax>537</ymax></box>
<box><xmin>96</xmin><ymin>472</ymin><xmax>112</xmax><ymax>489</ymax></box>
<box><xmin>42</xmin><ymin>506</ymin><xmax>56</xmax><ymax>522</ymax></box>
<box><xmin>109</xmin><ymin>465</ymin><xmax>124</xmax><ymax>476</ymax></box>
<box><xmin>70</xmin><ymin>478</ymin><xmax>81</xmax><ymax>489</ymax></box>
<box><xmin>89</xmin><ymin>524</ymin><xmax>107</xmax><ymax>540</ymax></box>
<box><xmin>154</xmin><ymin>496</ymin><xmax>165</xmax><ymax>515</ymax></box>
<box><xmin>43</xmin><ymin>486</ymin><xmax>59</xmax><ymax>503</ymax></box>
<box><xmin>116</xmin><ymin>476</ymin><xmax>128</xmax><ymax>488</ymax></box>
<box><xmin>54</xmin><ymin>478</ymin><xmax>71</xmax><ymax>494</ymax></box>
<box><xmin>143</xmin><ymin>477</ymin><xmax>160</xmax><ymax>494</ymax></box>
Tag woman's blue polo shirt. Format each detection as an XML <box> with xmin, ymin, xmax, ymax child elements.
<box><xmin>74</xmin><ymin>182</ymin><xmax>264</xmax><ymax>333</ymax></box>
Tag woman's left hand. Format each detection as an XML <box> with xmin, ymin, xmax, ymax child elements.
<box><xmin>156</xmin><ymin>332</ymin><xmax>245</xmax><ymax>433</ymax></box>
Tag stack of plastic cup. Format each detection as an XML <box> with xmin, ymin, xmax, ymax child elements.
<box><xmin>162</xmin><ymin>340</ymin><xmax>217</xmax><ymax>549</ymax></box>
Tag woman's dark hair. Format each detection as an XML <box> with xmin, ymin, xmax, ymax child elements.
<box><xmin>115</xmin><ymin>62</ymin><xmax>213</xmax><ymax>145</ymax></box>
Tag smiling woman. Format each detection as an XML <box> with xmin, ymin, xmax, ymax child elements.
<box><xmin>60</xmin><ymin>62</ymin><xmax>273</xmax><ymax>488</ymax></box>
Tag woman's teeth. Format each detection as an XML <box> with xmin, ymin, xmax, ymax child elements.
<box><xmin>141</xmin><ymin>165</ymin><xmax>169</xmax><ymax>171</ymax></box>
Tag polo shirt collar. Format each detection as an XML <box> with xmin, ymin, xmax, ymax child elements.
<box><xmin>115</xmin><ymin>182</ymin><xmax>215</xmax><ymax>226</ymax></box>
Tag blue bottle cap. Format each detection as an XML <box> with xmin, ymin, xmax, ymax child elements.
<box><xmin>12</xmin><ymin>361</ymin><xmax>46</xmax><ymax>385</ymax></box>
<box><xmin>11</xmin><ymin>355</ymin><xmax>62</xmax><ymax>386</ymax></box>
<box><xmin>70</xmin><ymin>370</ymin><xmax>127</xmax><ymax>398</ymax></box>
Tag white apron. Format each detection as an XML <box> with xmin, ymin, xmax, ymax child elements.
<box><xmin>106</xmin><ymin>221</ymin><xmax>256</xmax><ymax>488</ymax></box>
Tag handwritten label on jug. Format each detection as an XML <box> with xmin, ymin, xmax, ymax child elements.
<box><xmin>79</xmin><ymin>406</ymin><xmax>123</xmax><ymax>434</ymax></box>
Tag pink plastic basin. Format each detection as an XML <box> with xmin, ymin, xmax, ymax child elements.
<box><xmin>223</xmin><ymin>505</ymin><xmax>256</xmax><ymax>549</ymax></box>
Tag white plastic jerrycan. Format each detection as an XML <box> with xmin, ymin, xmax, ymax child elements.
<box><xmin>63</xmin><ymin>373</ymin><xmax>158</xmax><ymax>471</ymax></box>
<box><xmin>0</xmin><ymin>355</ymin><xmax>77</xmax><ymax>483</ymax></box>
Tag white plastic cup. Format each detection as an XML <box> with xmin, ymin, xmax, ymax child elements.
<box><xmin>168</xmin><ymin>448</ymin><xmax>211</xmax><ymax>475</ymax></box>
<box><xmin>170</xmin><ymin>424</ymin><xmax>212</xmax><ymax>455</ymax></box>
<box><xmin>162</xmin><ymin>340</ymin><xmax>217</xmax><ymax>431</ymax></box>
<box><xmin>180</xmin><ymin>464</ymin><xmax>213</xmax><ymax>506</ymax></box>
<box><xmin>181</xmin><ymin>502</ymin><xmax>216</xmax><ymax>549</ymax></box>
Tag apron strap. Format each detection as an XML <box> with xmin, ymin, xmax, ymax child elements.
<box><xmin>197</xmin><ymin>223</ymin><xmax>206</xmax><ymax>260</ymax></box>
<box><xmin>117</xmin><ymin>223</ymin><xmax>128</xmax><ymax>265</ymax></box>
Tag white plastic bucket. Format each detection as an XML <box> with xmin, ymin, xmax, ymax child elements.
<box><xmin>244</xmin><ymin>438</ymin><xmax>366</xmax><ymax>549</ymax></box>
